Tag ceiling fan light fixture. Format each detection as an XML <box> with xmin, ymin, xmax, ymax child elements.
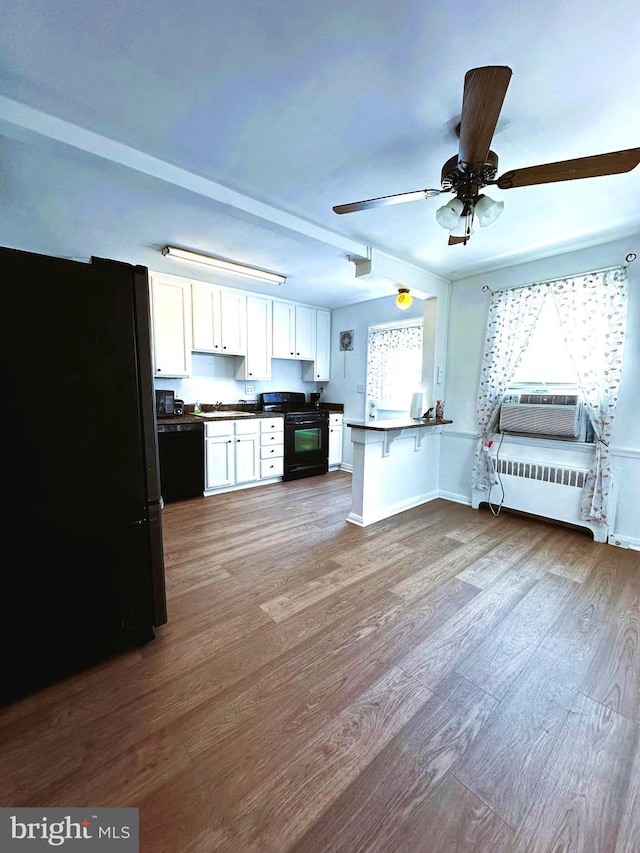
<box><xmin>435</xmin><ymin>197</ymin><xmax>464</xmax><ymax>229</ymax></box>
<box><xmin>449</xmin><ymin>215</ymin><xmax>474</xmax><ymax>238</ymax></box>
<box><xmin>474</xmin><ymin>194</ymin><xmax>504</xmax><ymax>227</ymax></box>
<box><xmin>395</xmin><ymin>287</ymin><xmax>413</xmax><ymax>310</ymax></box>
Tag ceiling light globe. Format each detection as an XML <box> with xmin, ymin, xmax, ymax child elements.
<box><xmin>435</xmin><ymin>198</ymin><xmax>464</xmax><ymax>229</ymax></box>
<box><xmin>475</xmin><ymin>195</ymin><xmax>504</xmax><ymax>227</ymax></box>
<box><xmin>396</xmin><ymin>288</ymin><xmax>413</xmax><ymax>310</ymax></box>
<box><xmin>450</xmin><ymin>216</ymin><xmax>474</xmax><ymax>238</ymax></box>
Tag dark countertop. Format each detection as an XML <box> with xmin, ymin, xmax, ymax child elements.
<box><xmin>156</xmin><ymin>403</ymin><xmax>344</xmax><ymax>428</ymax></box>
<box><xmin>346</xmin><ymin>418</ymin><xmax>453</xmax><ymax>431</ymax></box>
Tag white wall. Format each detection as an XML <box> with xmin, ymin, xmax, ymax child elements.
<box><xmin>440</xmin><ymin>234</ymin><xmax>640</xmax><ymax>546</ymax></box>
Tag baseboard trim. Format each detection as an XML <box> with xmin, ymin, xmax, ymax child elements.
<box><xmin>607</xmin><ymin>533</ymin><xmax>640</xmax><ymax>551</ymax></box>
<box><xmin>437</xmin><ymin>490</ymin><xmax>471</xmax><ymax>506</ymax></box>
<box><xmin>347</xmin><ymin>491</ymin><xmax>439</xmax><ymax>527</ymax></box>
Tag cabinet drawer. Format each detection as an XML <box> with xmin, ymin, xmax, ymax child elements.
<box><xmin>260</xmin><ymin>431</ymin><xmax>283</xmax><ymax>446</ymax></box>
<box><xmin>260</xmin><ymin>443</ymin><xmax>283</xmax><ymax>460</ymax></box>
<box><xmin>204</xmin><ymin>420</ymin><xmax>234</xmax><ymax>437</ymax></box>
<box><xmin>261</xmin><ymin>457</ymin><xmax>284</xmax><ymax>479</ymax></box>
<box><xmin>329</xmin><ymin>413</ymin><xmax>343</xmax><ymax>425</ymax></box>
<box><xmin>235</xmin><ymin>418</ymin><xmax>260</xmax><ymax>435</ymax></box>
<box><xmin>260</xmin><ymin>417</ymin><xmax>284</xmax><ymax>433</ymax></box>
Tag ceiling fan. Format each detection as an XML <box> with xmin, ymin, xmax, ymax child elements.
<box><xmin>333</xmin><ymin>66</ymin><xmax>640</xmax><ymax>245</ymax></box>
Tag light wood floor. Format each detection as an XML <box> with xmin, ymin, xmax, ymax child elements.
<box><xmin>2</xmin><ymin>471</ymin><xmax>639</xmax><ymax>852</ymax></box>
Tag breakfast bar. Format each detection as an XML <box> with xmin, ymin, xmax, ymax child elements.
<box><xmin>346</xmin><ymin>417</ymin><xmax>453</xmax><ymax>527</ymax></box>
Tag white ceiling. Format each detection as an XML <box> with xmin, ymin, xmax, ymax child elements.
<box><xmin>1</xmin><ymin>0</ymin><xmax>639</xmax><ymax>308</ymax></box>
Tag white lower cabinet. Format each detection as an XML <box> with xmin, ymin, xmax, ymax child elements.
<box><xmin>205</xmin><ymin>419</ymin><xmax>259</xmax><ymax>493</ymax></box>
<box><xmin>328</xmin><ymin>413</ymin><xmax>343</xmax><ymax>469</ymax></box>
<box><xmin>205</xmin><ymin>417</ymin><xmax>283</xmax><ymax>493</ymax></box>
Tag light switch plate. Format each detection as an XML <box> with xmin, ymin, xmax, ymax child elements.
<box><xmin>356</xmin><ymin>383</ymin><xmax>365</xmax><ymax>393</ymax></box>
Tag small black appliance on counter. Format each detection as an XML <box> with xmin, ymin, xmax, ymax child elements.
<box><xmin>155</xmin><ymin>389</ymin><xmax>184</xmax><ymax>417</ymax></box>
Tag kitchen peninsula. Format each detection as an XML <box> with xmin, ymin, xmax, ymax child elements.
<box><xmin>346</xmin><ymin>417</ymin><xmax>452</xmax><ymax>527</ymax></box>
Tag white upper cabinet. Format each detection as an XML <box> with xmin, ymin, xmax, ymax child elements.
<box><xmin>272</xmin><ymin>300</ymin><xmax>296</xmax><ymax>358</ymax></box>
<box><xmin>191</xmin><ymin>284</ymin><xmax>246</xmax><ymax>356</ymax></box>
<box><xmin>149</xmin><ymin>274</ymin><xmax>192</xmax><ymax>377</ymax></box>
<box><xmin>314</xmin><ymin>308</ymin><xmax>331</xmax><ymax>381</ymax></box>
<box><xmin>272</xmin><ymin>300</ymin><xmax>316</xmax><ymax>360</ymax></box>
<box><xmin>302</xmin><ymin>307</ymin><xmax>331</xmax><ymax>382</ymax></box>
<box><xmin>151</xmin><ymin>270</ymin><xmax>331</xmax><ymax>381</ymax></box>
<box><xmin>236</xmin><ymin>294</ymin><xmax>272</xmax><ymax>381</ymax></box>
<box><xmin>294</xmin><ymin>305</ymin><xmax>316</xmax><ymax>360</ymax></box>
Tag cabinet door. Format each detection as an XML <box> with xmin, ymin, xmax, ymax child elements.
<box><xmin>329</xmin><ymin>424</ymin><xmax>343</xmax><ymax>467</ymax></box>
<box><xmin>191</xmin><ymin>284</ymin><xmax>220</xmax><ymax>352</ymax></box>
<box><xmin>294</xmin><ymin>305</ymin><xmax>316</xmax><ymax>360</ymax></box>
<box><xmin>239</xmin><ymin>295</ymin><xmax>272</xmax><ymax>380</ymax></box>
<box><xmin>235</xmin><ymin>434</ymin><xmax>260</xmax><ymax>484</ymax></box>
<box><xmin>302</xmin><ymin>308</ymin><xmax>331</xmax><ymax>382</ymax></box>
<box><xmin>150</xmin><ymin>276</ymin><xmax>192</xmax><ymax>377</ymax></box>
<box><xmin>272</xmin><ymin>300</ymin><xmax>296</xmax><ymax>358</ymax></box>
<box><xmin>219</xmin><ymin>289</ymin><xmax>247</xmax><ymax>355</ymax></box>
<box><xmin>205</xmin><ymin>434</ymin><xmax>234</xmax><ymax>489</ymax></box>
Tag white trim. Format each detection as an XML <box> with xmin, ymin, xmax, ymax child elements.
<box><xmin>438</xmin><ymin>490</ymin><xmax>471</xmax><ymax>506</ymax></box>
<box><xmin>347</xmin><ymin>491</ymin><xmax>439</xmax><ymax>527</ymax></box>
<box><xmin>610</xmin><ymin>446</ymin><xmax>640</xmax><ymax>460</ymax></box>
<box><xmin>442</xmin><ymin>429</ymin><xmax>477</xmax><ymax>440</ymax></box>
<box><xmin>607</xmin><ymin>534</ymin><xmax>640</xmax><ymax>551</ymax></box>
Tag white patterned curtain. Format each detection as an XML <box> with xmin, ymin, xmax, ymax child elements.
<box><xmin>472</xmin><ymin>284</ymin><xmax>547</xmax><ymax>490</ymax></box>
<box><xmin>549</xmin><ymin>267</ymin><xmax>628</xmax><ymax>523</ymax></box>
<box><xmin>472</xmin><ymin>267</ymin><xmax>628</xmax><ymax>527</ymax></box>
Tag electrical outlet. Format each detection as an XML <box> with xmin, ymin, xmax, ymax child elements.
<box><xmin>356</xmin><ymin>383</ymin><xmax>365</xmax><ymax>393</ymax></box>
<box><xmin>245</xmin><ymin>385</ymin><xmax>254</xmax><ymax>395</ymax></box>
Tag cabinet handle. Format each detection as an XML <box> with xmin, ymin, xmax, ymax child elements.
<box><xmin>223</xmin><ymin>346</ymin><xmax>227</xmax><ymax>350</ymax></box>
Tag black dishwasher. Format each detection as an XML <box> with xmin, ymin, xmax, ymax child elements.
<box><xmin>157</xmin><ymin>421</ymin><xmax>204</xmax><ymax>503</ymax></box>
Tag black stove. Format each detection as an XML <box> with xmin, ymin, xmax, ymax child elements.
<box><xmin>258</xmin><ymin>391</ymin><xmax>322</xmax><ymax>415</ymax></box>
<box><xmin>258</xmin><ymin>392</ymin><xmax>329</xmax><ymax>481</ymax></box>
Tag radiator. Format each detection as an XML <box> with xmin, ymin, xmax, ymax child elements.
<box><xmin>471</xmin><ymin>452</ymin><xmax>609</xmax><ymax>542</ymax></box>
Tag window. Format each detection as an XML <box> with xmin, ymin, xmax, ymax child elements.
<box><xmin>366</xmin><ymin>319</ymin><xmax>423</xmax><ymax>410</ymax></box>
<box><xmin>510</xmin><ymin>298</ymin><xmax>577</xmax><ymax>385</ymax></box>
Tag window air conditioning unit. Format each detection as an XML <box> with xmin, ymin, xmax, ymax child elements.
<box><xmin>499</xmin><ymin>389</ymin><xmax>588</xmax><ymax>440</ymax></box>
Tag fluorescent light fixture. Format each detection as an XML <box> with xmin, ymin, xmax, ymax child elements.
<box><xmin>162</xmin><ymin>246</ymin><xmax>286</xmax><ymax>284</ymax></box>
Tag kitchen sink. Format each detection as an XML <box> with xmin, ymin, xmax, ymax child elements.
<box><xmin>194</xmin><ymin>411</ymin><xmax>255</xmax><ymax>418</ymax></box>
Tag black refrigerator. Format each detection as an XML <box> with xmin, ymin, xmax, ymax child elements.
<box><xmin>0</xmin><ymin>245</ymin><xmax>167</xmax><ymax>707</ymax></box>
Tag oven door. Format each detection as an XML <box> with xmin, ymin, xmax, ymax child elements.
<box><xmin>283</xmin><ymin>413</ymin><xmax>329</xmax><ymax>481</ymax></box>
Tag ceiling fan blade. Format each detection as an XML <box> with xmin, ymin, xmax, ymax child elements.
<box><xmin>448</xmin><ymin>235</ymin><xmax>468</xmax><ymax>245</ymax></box>
<box><xmin>458</xmin><ymin>66</ymin><xmax>512</xmax><ymax>167</ymax></box>
<box><xmin>497</xmin><ymin>148</ymin><xmax>640</xmax><ymax>189</ymax></box>
<box><xmin>333</xmin><ymin>188</ymin><xmax>441</xmax><ymax>214</ymax></box>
